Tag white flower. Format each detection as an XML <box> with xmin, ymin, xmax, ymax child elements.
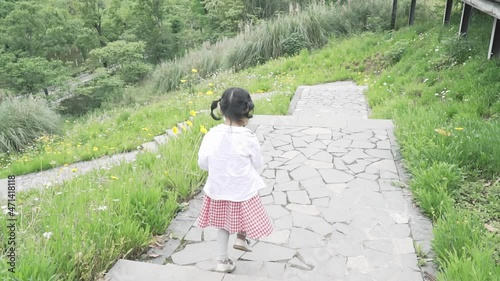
<box><xmin>96</xmin><ymin>206</ymin><xmax>108</xmax><ymax>211</ymax></box>
<box><xmin>43</xmin><ymin>232</ymin><xmax>53</xmax><ymax>239</ymax></box>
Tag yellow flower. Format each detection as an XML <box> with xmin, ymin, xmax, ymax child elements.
<box><xmin>209</xmin><ymin>83</ymin><xmax>214</xmax><ymax>87</ymax></box>
<box><xmin>434</xmin><ymin>128</ymin><xmax>452</xmax><ymax>136</ymax></box>
<box><xmin>180</xmin><ymin>79</ymin><xmax>187</xmax><ymax>83</ymax></box>
<box><xmin>206</xmin><ymin>90</ymin><xmax>214</xmax><ymax>95</ymax></box>
<box><xmin>142</xmin><ymin>127</ymin><xmax>148</xmax><ymax>131</ymax></box>
<box><xmin>93</xmin><ymin>146</ymin><xmax>98</xmax><ymax>151</ymax></box>
<box><xmin>71</xmin><ymin>168</ymin><xmax>78</xmax><ymax>173</ymax></box>
<box><xmin>64</xmin><ymin>164</ymin><xmax>69</xmax><ymax>167</ymax></box>
<box><xmin>188</xmin><ymin>100</ymin><xmax>193</xmax><ymax>104</ymax></box>
<box><xmin>189</xmin><ymin>110</ymin><xmax>197</xmax><ymax>117</ymax></box>
<box><xmin>172</xmin><ymin>126</ymin><xmax>179</xmax><ymax>134</ymax></box>
<box><xmin>110</xmin><ymin>176</ymin><xmax>119</xmax><ymax>180</ymax></box>
<box><xmin>148</xmin><ymin>133</ymin><xmax>153</xmax><ymax>137</ymax></box>
<box><xmin>454</xmin><ymin>127</ymin><xmax>464</xmax><ymax>131</ymax></box>
<box><xmin>186</xmin><ymin>120</ymin><xmax>193</xmax><ymax>127</ymax></box>
<box><xmin>200</xmin><ymin>125</ymin><xmax>208</xmax><ymax>134</ymax></box>
<box><xmin>191</xmin><ymin>68</ymin><xmax>198</xmax><ymax>73</ymax></box>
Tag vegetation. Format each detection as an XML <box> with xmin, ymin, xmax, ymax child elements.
<box><xmin>0</xmin><ymin>0</ymin><xmax>498</xmax><ymax>280</ymax></box>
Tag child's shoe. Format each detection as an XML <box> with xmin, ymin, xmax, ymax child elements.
<box><xmin>233</xmin><ymin>238</ymin><xmax>253</xmax><ymax>252</ymax></box>
<box><xmin>215</xmin><ymin>258</ymin><xmax>236</xmax><ymax>273</ymax></box>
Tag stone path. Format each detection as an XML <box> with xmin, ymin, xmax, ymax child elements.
<box><xmin>0</xmin><ymin>93</ymin><xmax>280</xmax><ymax>200</ymax></box>
<box><xmin>106</xmin><ymin>82</ymin><xmax>436</xmax><ymax>281</ymax></box>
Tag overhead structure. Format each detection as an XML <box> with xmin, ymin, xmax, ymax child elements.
<box><xmin>456</xmin><ymin>0</ymin><xmax>500</xmax><ymax>59</ymax></box>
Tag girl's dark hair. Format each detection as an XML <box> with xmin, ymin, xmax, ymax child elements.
<box><xmin>210</xmin><ymin>87</ymin><xmax>254</xmax><ymax>123</ymax></box>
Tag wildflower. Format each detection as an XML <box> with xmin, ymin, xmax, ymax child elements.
<box><xmin>110</xmin><ymin>176</ymin><xmax>119</xmax><ymax>180</ymax></box>
<box><xmin>454</xmin><ymin>127</ymin><xmax>464</xmax><ymax>131</ymax></box>
<box><xmin>93</xmin><ymin>146</ymin><xmax>98</xmax><ymax>151</ymax></box>
<box><xmin>96</xmin><ymin>206</ymin><xmax>107</xmax><ymax>211</ymax></box>
<box><xmin>435</xmin><ymin>128</ymin><xmax>452</xmax><ymax>136</ymax></box>
<box><xmin>206</xmin><ymin>90</ymin><xmax>214</xmax><ymax>95</ymax></box>
<box><xmin>148</xmin><ymin>133</ymin><xmax>153</xmax><ymax>137</ymax></box>
<box><xmin>71</xmin><ymin>168</ymin><xmax>78</xmax><ymax>172</ymax></box>
<box><xmin>209</xmin><ymin>83</ymin><xmax>214</xmax><ymax>87</ymax></box>
<box><xmin>186</xmin><ymin>120</ymin><xmax>193</xmax><ymax>127</ymax></box>
<box><xmin>200</xmin><ymin>125</ymin><xmax>208</xmax><ymax>134</ymax></box>
<box><xmin>191</xmin><ymin>68</ymin><xmax>198</xmax><ymax>73</ymax></box>
<box><xmin>142</xmin><ymin>127</ymin><xmax>148</xmax><ymax>131</ymax></box>
<box><xmin>180</xmin><ymin>79</ymin><xmax>187</xmax><ymax>83</ymax></box>
<box><xmin>189</xmin><ymin>110</ymin><xmax>197</xmax><ymax>117</ymax></box>
<box><xmin>172</xmin><ymin>126</ymin><xmax>179</xmax><ymax>134</ymax></box>
<box><xmin>43</xmin><ymin>232</ymin><xmax>53</xmax><ymax>239</ymax></box>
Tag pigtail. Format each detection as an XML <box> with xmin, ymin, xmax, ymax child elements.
<box><xmin>210</xmin><ymin>99</ymin><xmax>222</xmax><ymax>120</ymax></box>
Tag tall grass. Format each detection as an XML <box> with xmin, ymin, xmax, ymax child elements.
<box><xmin>151</xmin><ymin>0</ymin><xmax>420</xmax><ymax>93</ymax></box>
<box><xmin>0</xmin><ymin>97</ymin><xmax>61</xmax><ymax>153</ymax></box>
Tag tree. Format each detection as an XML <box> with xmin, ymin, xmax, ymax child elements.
<box><xmin>0</xmin><ymin>1</ymin><xmax>77</xmax><ymax>58</ymax></box>
<box><xmin>89</xmin><ymin>40</ymin><xmax>151</xmax><ymax>84</ymax></box>
<box><xmin>0</xmin><ymin>57</ymin><xmax>69</xmax><ymax>95</ymax></box>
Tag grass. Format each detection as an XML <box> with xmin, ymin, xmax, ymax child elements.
<box><xmin>0</xmin><ymin>4</ymin><xmax>499</xmax><ymax>281</ymax></box>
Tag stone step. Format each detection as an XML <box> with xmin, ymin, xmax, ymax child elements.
<box><xmin>154</xmin><ymin>134</ymin><xmax>169</xmax><ymax>145</ymax></box>
<box><xmin>141</xmin><ymin>141</ymin><xmax>159</xmax><ymax>153</ymax></box>
<box><xmin>105</xmin><ymin>259</ymin><xmax>280</xmax><ymax>281</ymax></box>
<box><xmin>248</xmin><ymin>115</ymin><xmax>393</xmax><ymax>129</ymax></box>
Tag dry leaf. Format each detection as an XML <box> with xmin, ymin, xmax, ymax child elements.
<box><xmin>485</xmin><ymin>224</ymin><xmax>498</xmax><ymax>233</ymax></box>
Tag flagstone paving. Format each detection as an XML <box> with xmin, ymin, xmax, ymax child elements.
<box><xmin>106</xmin><ymin>82</ymin><xmax>436</xmax><ymax>281</ymax></box>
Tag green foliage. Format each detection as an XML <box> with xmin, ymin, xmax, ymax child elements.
<box><xmin>384</xmin><ymin>40</ymin><xmax>410</xmax><ymax>65</ymax></box>
<box><xmin>89</xmin><ymin>40</ymin><xmax>152</xmax><ymax>84</ymax></box>
<box><xmin>0</xmin><ymin>97</ymin><xmax>61</xmax><ymax>153</ymax></box>
<box><xmin>59</xmin><ymin>69</ymin><xmax>124</xmax><ymax>115</ymax></box>
<box><xmin>433</xmin><ymin>210</ymin><xmax>491</xmax><ymax>266</ymax></box>
<box><xmin>0</xmin><ymin>56</ymin><xmax>69</xmax><ymax>94</ymax></box>
<box><xmin>281</xmin><ymin>32</ymin><xmax>308</xmax><ymax>56</ymax></box>
<box><xmin>437</xmin><ymin>246</ymin><xmax>500</xmax><ymax>281</ymax></box>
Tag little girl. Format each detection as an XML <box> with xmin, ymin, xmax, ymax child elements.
<box><xmin>196</xmin><ymin>87</ymin><xmax>273</xmax><ymax>273</ymax></box>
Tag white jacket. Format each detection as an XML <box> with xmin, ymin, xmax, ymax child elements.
<box><xmin>198</xmin><ymin>124</ymin><xmax>266</xmax><ymax>202</ymax></box>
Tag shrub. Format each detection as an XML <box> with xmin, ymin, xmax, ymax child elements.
<box><xmin>0</xmin><ymin>97</ymin><xmax>61</xmax><ymax>153</ymax></box>
<box><xmin>58</xmin><ymin>69</ymin><xmax>124</xmax><ymax>116</ymax></box>
<box><xmin>433</xmin><ymin>210</ymin><xmax>491</xmax><ymax>267</ymax></box>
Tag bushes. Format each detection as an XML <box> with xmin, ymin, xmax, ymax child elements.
<box><xmin>0</xmin><ymin>97</ymin><xmax>61</xmax><ymax>153</ymax></box>
<box><xmin>151</xmin><ymin>0</ymin><xmax>405</xmax><ymax>93</ymax></box>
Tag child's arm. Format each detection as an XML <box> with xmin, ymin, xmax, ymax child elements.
<box><xmin>249</xmin><ymin>138</ymin><xmax>263</xmax><ymax>171</ymax></box>
<box><xmin>198</xmin><ymin>136</ymin><xmax>209</xmax><ymax>171</ymax></box>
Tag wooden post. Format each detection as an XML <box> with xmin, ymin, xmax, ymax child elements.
<box><xmin>391</xmin><ymin>0</ymin><xmax>398</xmax><ymax>30</ymax></box>
<box><xmin>409</xmin><ymin>0</ymin><xmax>417</xmax><ymax>25</ymax></box>
<box><xmin>443</xmin><ymin>0</ymin><xmax>453</xmax><ymax>24</ymax></box>
<box><xmin>459</xmin><ymin>3</ymin><xmax>473</xmax><ymax>37</ymax></box>
<box><xmin>489</xmin><ymin>18</ymin><xmax>500</xmax><ymax>59</ymax></box>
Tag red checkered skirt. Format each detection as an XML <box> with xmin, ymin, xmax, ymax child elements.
<box><xmin>196</xmin><ymin>193</ymin><xmax>273</xmax><ymax>239</ymax></box>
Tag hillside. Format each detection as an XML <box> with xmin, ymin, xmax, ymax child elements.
<box><xmin>0</xmin><ymin>2</ymin><xmax>499</xmax><ymax>281</ymax></box>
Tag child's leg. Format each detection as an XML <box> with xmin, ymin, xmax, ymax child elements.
<box><xmin>216</xmin><ymin>228</ymin><xmax>230</xmax><ymax>260</ymax></box>
<box><xmin>236</xmin><ymin>232</ymin><xmax>246</xmax><ymax>240</ymax></box>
